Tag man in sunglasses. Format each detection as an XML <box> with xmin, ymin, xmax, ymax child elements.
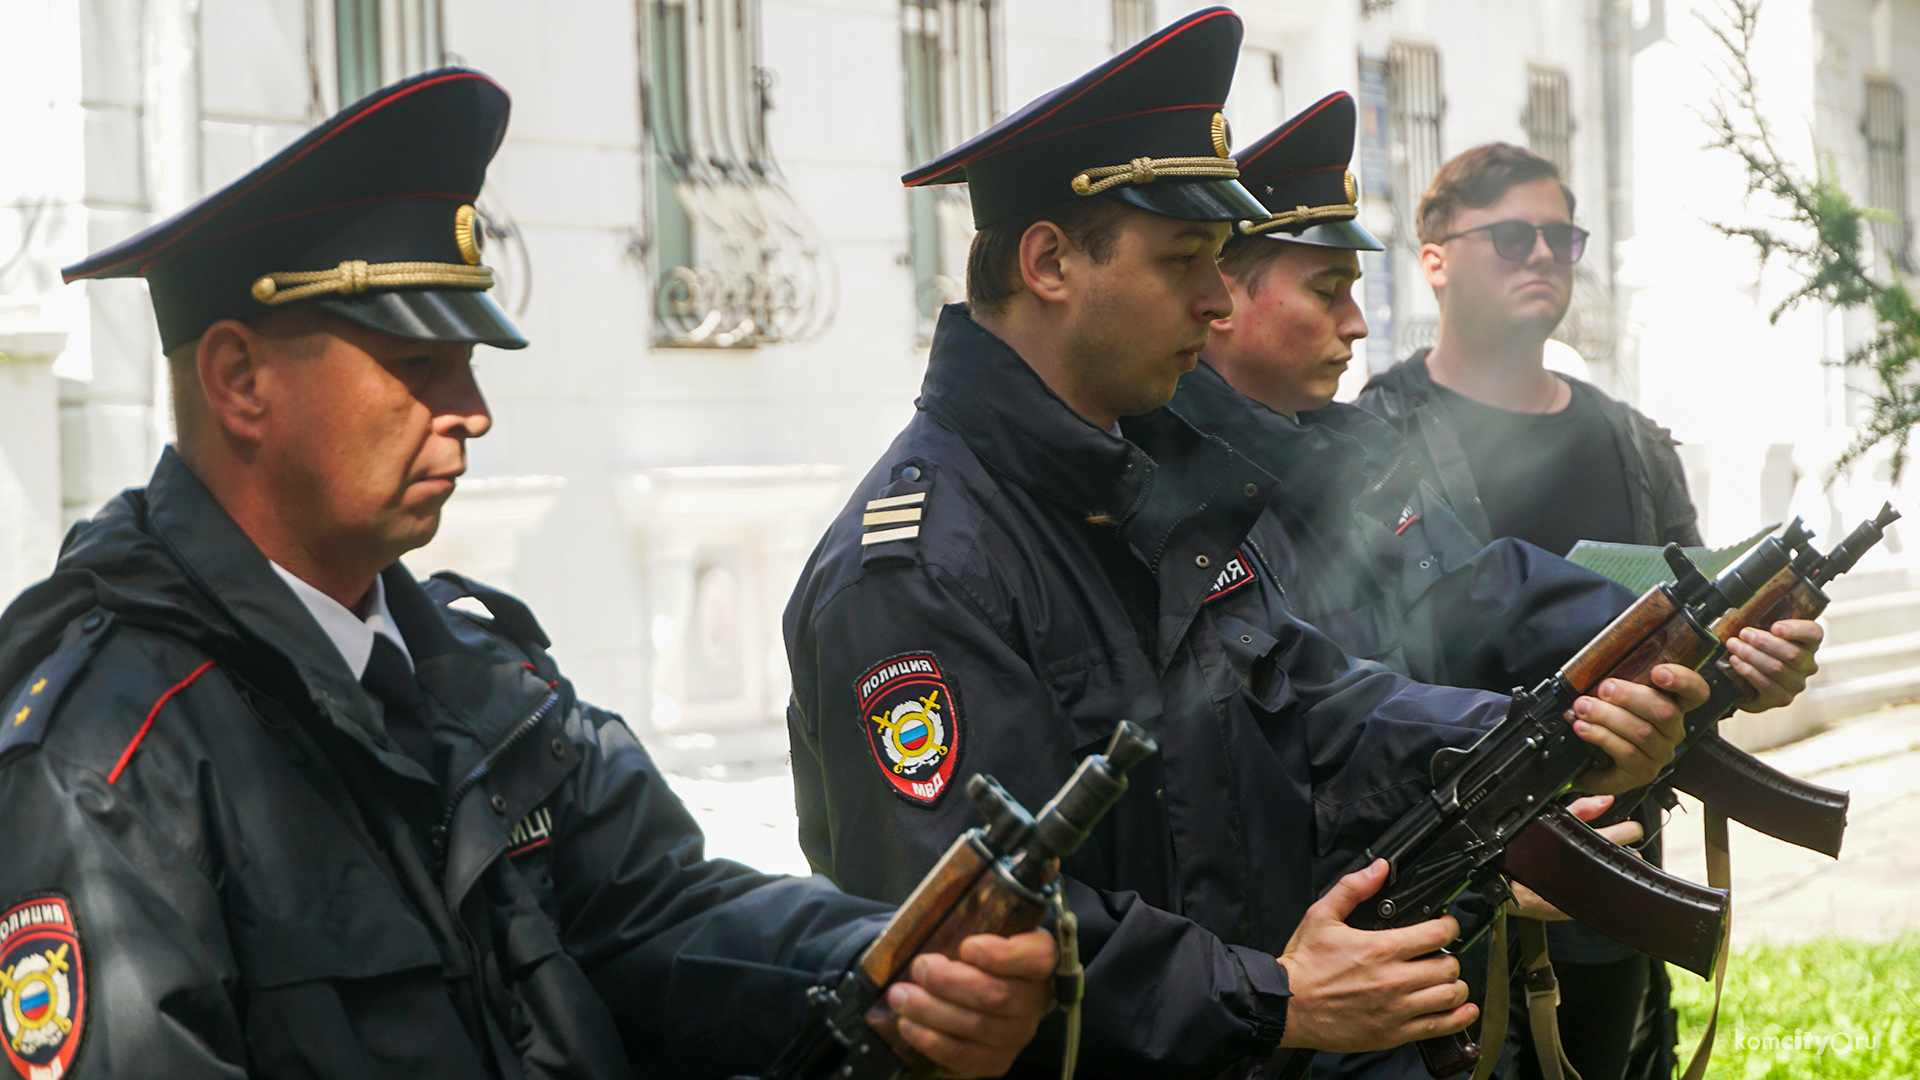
<box><xmin>1354</xmin><ymin>144</ymin><xmax>1814</xmax><ymax>1080</ymax></box>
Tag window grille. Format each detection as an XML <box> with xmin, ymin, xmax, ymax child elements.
<box><xmin>641</xmin><ymin>0</ymin><xmax>835</xmax><ymax>347</ymax></box>
<box><xmin>1388</xmin><ymin>42</ymin><xmax>1443</xmax><ymax>241</ymax></box>
<box><xmin>1111</xmin><ymin>0</ymin><xmax>1154</xmax><ymax>53</ymax></box>
<box><xmin>1524</xmin><ymin>65</ymin><xmax>1572</xmax><ymax>177</ymax></box>
<box><xmin>1865</xmin><ymin>76</ymin><xmax>1912</xmax><ymax>272</ymax></box>
<box><xmin>904</xmin><ymin>0</ymin><xmax>996</xmax><ymax>338</ymax></box>
<box><xmin>333</xmin><ymin>0</ymin><xmax>441</xmax><ymax>106</ymax></box>
<box><xmin>1387</xmin><ymin>41</ymin><xmax>1442</xmax><ymax>361</ymax></box>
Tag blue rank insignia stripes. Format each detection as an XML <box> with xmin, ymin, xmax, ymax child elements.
<box><xmin>857</xmin><ymin>653</ymin><xmax>961</xmax><ymax>807</ymax></box>
<box><xmin>1203</xmin><ymin>548</ymin><xmax>1257</xmax><ymax>603</ymax></box>
<box><xmin>0</xmin><ymin>895</ymin><xmax>86</xmax><ymax>1080</ymax></box>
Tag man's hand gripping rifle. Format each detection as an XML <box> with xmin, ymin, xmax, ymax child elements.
<box><xmin>760</xmin><ymin>722</ymin><xmax>1157</xmax><ymax>1080</ymax></box>
<box><xmin>1339</xmin><ymin>525</ymin><xmax>1815</xmax><ymax>1077</ymax></box>
<box><xmin>1591</xmin><ymin>504</ymin><xmax>1900</xmax><ymax>859</ymax></box>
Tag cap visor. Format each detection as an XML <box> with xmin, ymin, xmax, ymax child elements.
<box><xmin>313</xmin><ymin>289</ymin><xmax>529</xmax><ymax>350</ymax></box>
<box><xmin>1272</xmin><ymin>218</ymin><xmax>1385</xmax><ymax>251</ymax></box>
<box><xmin>1110</xmin><ymin>178</ymin><xmax>1269</xmax><ymax>223</ymax></box>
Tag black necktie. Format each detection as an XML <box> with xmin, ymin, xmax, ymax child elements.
<box><xmin>360</xmin><ymin>634</ymin><xmax>438</xmax><ymax>777</ymax></box>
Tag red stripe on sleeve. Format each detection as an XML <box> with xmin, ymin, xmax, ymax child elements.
<box><xmin>108</xmin><ymin>659</ymin><xmax>217</xmax><ymax>785</ymax></box>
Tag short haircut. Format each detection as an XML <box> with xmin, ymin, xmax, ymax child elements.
<box><xmin>1416</xmin><ymin>143</ymin><xmax>1577</xmax><ymax>244</ymax></box>
<box><xmin>166</xmin><ymin>307</ymin><xmax>327</xmax><ymax>447</ymax></box>
<box><xmin>1215</xmin><ymin>234</ymin><xmax>1290</xmax><ymax>296</ymax></box>
<box><xmin>965</xmin><ymin>195</ymin><xmax>1130</xmax><ymax>315</ymax></box>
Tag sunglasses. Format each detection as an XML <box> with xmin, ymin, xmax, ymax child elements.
<box><xmin>1438</xmin><ymin>220</ymin><xmax>1589</xmax><ymax>264</ymax></box>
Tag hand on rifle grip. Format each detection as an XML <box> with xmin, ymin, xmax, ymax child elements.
<box><xmin>1278</xmin><ymin>860</ymin><xmax>1477</xmax><ymax>1052</ymax></box>
<box><xmin>1570</xmin><ymin>664</ymin><xmax>1709</xmax><ymax>795</ymax></box>
<box><xmin>884</xmin><ymin>928</ymin><xmax>1058</xmax><ymax>1078</ymax></box>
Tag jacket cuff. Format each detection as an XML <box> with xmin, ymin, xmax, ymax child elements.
<box><xmin>1227</xmin><ymin>945</ymin><xmax>1290</xmax><ymax>1053</ymax></box>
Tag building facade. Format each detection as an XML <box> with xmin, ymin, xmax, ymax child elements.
<box><xmin>1</xmin><ymin>0</ymin><xmax>1916</xmax><ymax>778</ymax></box>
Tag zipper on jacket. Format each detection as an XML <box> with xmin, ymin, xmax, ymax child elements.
<box><xmin>430</xmin><ymin>690</ymin><xmax>560</xmax><ymax>868</ymax></box>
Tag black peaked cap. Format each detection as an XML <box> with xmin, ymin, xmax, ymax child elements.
<box><xmin>1234</xmin><ymin>91</ymin><xmax>1383</xmax><ymax>251</ymax></box>
<box><xmin>903</xmin><ymin>6</ymin><xmax>1265</xmax><ymax>228</ymax></box>
<box><xmin>63</xmin><ymin>68</ymin><xmax>527</xmax><ymax>352</ymax></box>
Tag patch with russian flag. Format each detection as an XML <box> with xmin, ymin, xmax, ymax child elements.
<box><xmin>857</xmin><ymin>652</ymin><xmax>962</xmax><ymax>807</ymax></box>
<box><xmin>0</xmin><ymin>894</ymin><xmax>85</xmax><ymax>1080</ymax></box>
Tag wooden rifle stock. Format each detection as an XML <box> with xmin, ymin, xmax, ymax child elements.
<box><xmin>758</xmin><ymin>722</ymin><xmax>1157</xmax><ymax>1080</ymax></box>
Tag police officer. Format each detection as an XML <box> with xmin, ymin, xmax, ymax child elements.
<box><xmin>784</xmin><ymin>11</ymin><xmax>1708</xmax><ymax>1078</ymax></box>
<box><xmin>0</xmin><ymin>69</ymin><xmax>1057</xmax><ymax>1080</ymax></box>
<box><xmin>1169</xmin><ymin>94</ymin><xmax>1824</xmax><ymax>1080</ymax></box>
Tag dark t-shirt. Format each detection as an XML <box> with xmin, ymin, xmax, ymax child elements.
<box><xmin>1432</xmin><ymin>378</ymin><xmax>1636</xmax><ymax>557</ymax></box>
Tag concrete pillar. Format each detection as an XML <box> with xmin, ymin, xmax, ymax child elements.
<box><xmin>0</xmin><ymin>324</ymin><xmax>70</xmax><ymax>601</ymax></box>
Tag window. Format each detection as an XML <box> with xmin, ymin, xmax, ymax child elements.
<box><xmin>332</xmin><ymin>0</ymin><xmax>441</xmax><ymax>106</ymax></box>
<box><xmin>1865</xmin><ymin>76</ymin><xmax>1912</xmax><ymax>272</ymax></box>
<box><xmin>1524</xmin><ymin>65</ymin><xmax>1572</xmax><ymax>176</ymax></box>
<box><xmin>1388</xmin><ymin>41</ymin><xmax>1442</xmax><ymax>358</ymax></box>
<box><xmin>904</xmin><ymin>0</ymin><xmax>996</xmax><ymax>337</ymax></box>
<box><xmin>1111</xmin><ymin>0</ymin><xmax>1153</xmax><ymax>52</ymax></box>
<box><xmin>641</xmin><ymin>0</ymin><xmax>833</xmax><ymax>346</ymax></box>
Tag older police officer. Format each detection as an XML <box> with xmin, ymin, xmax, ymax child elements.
<box><xmin>0</xmin><ymin>69</ymin><xmax>1054</xmax><ymax>1080</ymax></box>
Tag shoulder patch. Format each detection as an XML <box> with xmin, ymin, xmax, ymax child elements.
<box><xmin>1204</xmin><ymin>548</ymin><xmax>1258</xmax><ymax>603</ymax></box>
<box><xmin>860</xmin><ymin>460</ymin><xmax>935</xmax><ymax>567</ymax></box>
<box><xmin>506</xmin><ymin>805</ymin><xmax>554</xmax><ymax>858</ymax></box>
<box><xmin>1</xmin><ymin>613</ymin><xmax>114</xmax><ymax>764</ymax></box>
<box><xmin>857</xmin><ymin>652</ymin><xmax>961</xmax><ymax>807</ymax></box>
<box><xmin>0</xmin><ymin>894</ymin><xmax>87</xmax><ymax>1080</ymax></box>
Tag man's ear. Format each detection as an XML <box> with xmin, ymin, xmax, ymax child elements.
<box><xmin>1017</xmin><ymin>221</ymin><xmax>1075</xmax><ymax>305</ymax></box>
<box><xmin>1211</xmin><ymin>275</ymin><xmax>1248</xmax><ymax>334</ymax></box>
<box><xmin>1418</xmin><ymin>242</ymin><xmax>1448</xmax><ymax>291</ymax></box>
<box><xmin>196</xmin><ymin>319</ymin><xmax>271</xmax><ymax>448</ymax></box>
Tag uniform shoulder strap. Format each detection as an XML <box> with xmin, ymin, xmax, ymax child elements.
<box><xmin>0</xmin><ymin>610</ymin><xmax>116</xmax><ymax>763</ymax></box>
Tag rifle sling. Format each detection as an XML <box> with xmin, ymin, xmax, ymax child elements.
<box><xmin>1680</xmin><ymin>810</ymin><xmax>1733</xmax><ymax>1080</ymax></box>
<box><xmin>1517</xmin><ymin>918</ymin><xmax>1582</xmax><ymax>1080</ymax></box>
<box><xmin>1467</xmin><ymin>909</ymin><xmax>1508</xmax><ymax>1080</ymax></box>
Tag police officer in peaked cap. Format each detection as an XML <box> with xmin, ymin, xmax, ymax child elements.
<box><xmin>0</xmin><ymin>68</ymin><xmax>1059</xmax><ymax>1080</ymax></box>
<box><xmin>786</xmin><ymin>15</ymin><xmax>1707</xmax><ymax>1079</ymax></box>
<box><xmin>1169</xmin><ymin>93</ymin><xmax>1821</xmax><ymax>1080</ymax></box>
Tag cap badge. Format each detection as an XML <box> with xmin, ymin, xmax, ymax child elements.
<box><xmin>455</xmin><ymin>204</ymin><xmax>485</xmax><ymax>266</ymax></box>
<box><xmin>1344</xmin><ymin>171</ymin><xmax>1359</xmax><ymax>205</ymax></box>
<box><xmin>1211</xmin><ymin>112</ymin><xmax>1232</xmax><ymax>159</ymax></box>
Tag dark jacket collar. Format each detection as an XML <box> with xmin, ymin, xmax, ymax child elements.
<box><xmin>919</xmin><ymin>304</ymin><xmax>1154</xmax><ymax>522</ymax></box>
<box><xmin>1169</xmin><ymin>361</ymin><xmax>1377</xmax><ymax>522</ymax></box>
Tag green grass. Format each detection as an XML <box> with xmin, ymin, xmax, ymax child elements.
<box><xmin>1668</xmin><ymin>935</ymin><xmax>1920</xmax><ymax>1078</ymax></box>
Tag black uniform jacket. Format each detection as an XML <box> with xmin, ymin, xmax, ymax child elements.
<box><xmin>1169</xmin><ymin>361</ymin><xmax>1635</xmax><ymax>693</ymax></box>
<box><xmin>785</xmin><ymin>306</ymin><xmax>1510</xmax><ymax>1078</ymax></box>
<box><xmin>0</xmin><ymin>450</ymin><xmax>887</xmax><ymax>1080</ymax></box>
<box><xmin>1358</xmin><ymin>353</ymin><xmax>1703</xmax><ymax>551</ymax></box>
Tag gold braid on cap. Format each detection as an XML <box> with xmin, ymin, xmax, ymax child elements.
<box><xmin>250</xmin><ymin>260</ymin><xmax>495</xmax><ymax>305</ymax></box>
<box><xmin>1071</xmin><ymin>156</ymin><xmax>1240</xmax><ymax>197</ymax></box>
<box><xmin>1239</xmin><ymin>201</ymin><xmax>1360</xmax><ymax>236</ymax></box>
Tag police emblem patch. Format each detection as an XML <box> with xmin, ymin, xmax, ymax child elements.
<box><xmin>857</xmin><ymin>653</ymin><xmax>961</xmax><ymax>807</ymax></box>
<box><xmin>1203</xmin><ymin>548</ymin><xmax>1258</xmax><ymax>603</ymax></box>
<box><xmin>0</xmin><ymin>895</ymin><xmax>84</xmax><ymax>1080</ymax></box>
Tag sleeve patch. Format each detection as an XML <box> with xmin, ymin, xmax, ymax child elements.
<box><xmin>856</xmin><ymin>652</ymin><xmax>961</xmax><ymax>807</ymax></box>
<box><xmin>0</xmin><ymin>894</ymin><xmax>86</xmax><ymax>1080</ymax></box>
<box><xmin>1204</xmin><ymin>548</ymin><xmax>1258</xmax><ymax>603</ymax></box>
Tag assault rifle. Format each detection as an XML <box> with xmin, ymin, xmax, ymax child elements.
<box><xmin>1585</xmin><ymin>504</ymin><xmax>1899</xmax><ymax>858</ymax></box>
<box><xmin>1338</xmin><ymin>527</ymin><xmax>1814</xmax><ymax>1077</ymax></box>
<box><xmin>758</xmin><ymin>722</ymin><xmax>1157</xmax><ymax>1080</ymax></box>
